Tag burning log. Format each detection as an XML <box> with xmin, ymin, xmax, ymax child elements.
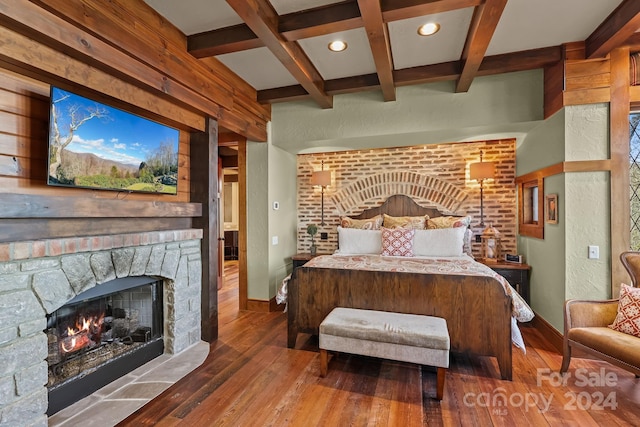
<box><xmin>59</xmin><ymin>331</ymin><xmax>90</xmax><ymax>354</ymax></box>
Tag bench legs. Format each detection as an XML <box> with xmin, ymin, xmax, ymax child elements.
<box><xmin>320</xmin><ymin>349</ymin><xmax>328</xmax><ymax>377</ymax></box>
<box><xmin>436</xmin><ymin>367</ymin><xmax>445</xmax><ymax>400</ymax></box>
<box><xmin>320</xmin><ymin>350</ymin><xmax>446</xmax><ymax>400</ymax></box>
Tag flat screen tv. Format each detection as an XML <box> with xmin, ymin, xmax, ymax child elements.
<box><xmin>47</xmin><ymin>86</ymin><xmax>180</xmax><ymax>195</ymax></box>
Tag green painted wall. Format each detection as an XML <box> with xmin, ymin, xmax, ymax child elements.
<box><xmin>246</xmin><ymin>140</ymin><xmax>269</xmax><ymax>300</ymax></box>
<box><xmin>246</xmin><ymin>126</ymin><xmax>298</xmax><ymax>301</ymax></box>
<box><xmin>271</xmin><ymin>70</ymin><xmax>544</xmax><ymax>153</ymax></box>
<box><xmin>517</xmin><ymin>109</ymin><xmax>566</xmax><ymax>330</ymax></box>
<box><xmin>267</xmin><ymin>140</ymin><xmax>298</xmax><ymax>298</ymax></box>
<box><xmin>517</xmin><ymin>104</ymin><xmax>610</xmax><ymax>332</ymax></box>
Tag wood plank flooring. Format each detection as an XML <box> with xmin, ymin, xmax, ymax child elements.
<box><xmin>119</xmin><ymin>261</ymin><xmax>640</xmax><ymax>426</ymax></box>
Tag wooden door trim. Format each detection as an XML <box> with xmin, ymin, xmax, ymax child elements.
<box><xmin>238</xmin><ymin>138</ymin><xmax>248</xmax><ymax>310</ymax></box>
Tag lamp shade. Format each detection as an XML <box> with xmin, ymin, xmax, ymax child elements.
<box><xmin>469</xmin><ymin>161</ymin><xmax>495</xmax><ymax>181</ymax></box>
<box><xmin>311</xmin><ymin>170</ymin><xmax>331</xmax><ymax>187</ymax></box>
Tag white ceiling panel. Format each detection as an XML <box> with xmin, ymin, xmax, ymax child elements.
<box><xmin>487</xmin><ymin>0</ymin><xmax>625</xmax><ymax>55</ymax></box>
<box><xmin>389</xmin><ymin>9</ymin><xmax>474</xmax><ymax>70</ymax></box>
<box><xmin>298</xmin><ymin>28</ymin><xmax>376</xmax><ymax>80</ymax></box>
<box><xmin>144</xmin><ymin>0</ymin><xmax>242</xmax><ymax>35</ymax></box>
<box><xmin>216</xmin><ymin>47</ymin><xmax>299</xmax><ymax>90</ymax></box>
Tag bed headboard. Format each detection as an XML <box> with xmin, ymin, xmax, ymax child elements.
<box><xmin>350</xmin><ymin>195</ymin><xmax>450</xmax><ymax>220</ymax></box>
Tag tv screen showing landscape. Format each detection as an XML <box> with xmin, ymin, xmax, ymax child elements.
<box><xmin>47</xmin><ymin>86</ymin><xmax>180</xmax><ymax>195</ymax></box>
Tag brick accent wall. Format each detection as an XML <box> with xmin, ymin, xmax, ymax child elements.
<box><xmin>297</xmin><ymin>140</ymin><xmax>517</xmax><ymax>257</ymax></box>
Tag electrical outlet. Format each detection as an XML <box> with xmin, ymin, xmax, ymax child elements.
<box><xmin>321</xmin><ymin>232</ymin><xmax>328</xmax><ymax>240</ymax></box>
<box><xmin>588</xmin><ymin>245</ymin><xmax>599</xmax><ymax>259</ymax></box>
<box><xmin>272</xmin><ymin>236</ymin><xmax>278</xmax><ymax>245</ymax></box>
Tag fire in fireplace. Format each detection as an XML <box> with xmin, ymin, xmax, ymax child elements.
<box><xmin>46</xmin><ymin>276</ymin><xmax>164</xmax><ymax>415</ymax></box>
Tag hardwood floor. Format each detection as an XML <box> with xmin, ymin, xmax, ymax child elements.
<box><xmin>120</xmin><ymin>261</ymin><xmax>640</xmax><ymax>426</ymax></box>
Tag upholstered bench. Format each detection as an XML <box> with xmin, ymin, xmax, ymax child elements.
<box><xmin>319</xmin><ymin>307</ymin><xmax>450</xmax><ymax>400</ymax></box>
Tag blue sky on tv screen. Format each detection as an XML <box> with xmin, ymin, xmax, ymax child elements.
<box><xmin>51</xmin><ymin>87</ymin><xmax>179</xmax><ymax>167</ymax></box>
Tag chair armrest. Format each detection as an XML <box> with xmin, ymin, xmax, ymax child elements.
<box><xmin>564</xmin><ymin>299</ymin><xmax>619</xmax><ymax>330</ymax></box>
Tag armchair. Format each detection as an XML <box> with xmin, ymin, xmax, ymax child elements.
<box><xmin>560</xmin><ymin>251</ymin><xmax>640</xmax><ymax>376</ymax></box>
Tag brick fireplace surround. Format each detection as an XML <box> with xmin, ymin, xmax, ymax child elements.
<box><xmin>0</xmin><ymin>229</ymin><xmax>206</xmax><ymax>426</ymax></box>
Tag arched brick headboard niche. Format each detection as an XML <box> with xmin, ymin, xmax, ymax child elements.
<box><xmin>329</xmin><ymin>171</ymin><xmax>468</xmax><ymax>217</ymax></box>
<box><xmin>297</xmin><ymin>139</ymin><xmax>517</xmax><ymax>256</ymax></box>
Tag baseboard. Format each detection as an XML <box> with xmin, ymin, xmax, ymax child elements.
<box><xmin>246</xmin><ymin>297</ymin><xmax>286</xmax><ymax>312</ymax></box>
<box><xmin>530</xmin><ymin>311</ymin><xmax>563</xmax><ymax>354</ymax></box>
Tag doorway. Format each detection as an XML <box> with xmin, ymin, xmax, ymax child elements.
<box><xmin>219</xmin><ymin>134</ymin><xmax>247</xmax><ymax>311</ymax></box>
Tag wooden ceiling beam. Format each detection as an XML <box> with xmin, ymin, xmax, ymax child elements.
<box><xmin>357</xmin><ymin>0</ymin><xmax>395</xmax><ymax>101</ymax></box>
<box><xmin>625</xmin><ymin>32</ymin><xmax>640</xmax><ymax>53</ymax></box>
<box><xmin>477</xmin><ymin>46</ymin><xmax>563</xmax><ymax>75</ymax></box>
<box><xmin>585</xmin><ymin>0</ymin><xmax>640</xmax><ymax>59</ymax></box>
<box><xmin>225</xmin><ymin>0</ymin><xmax>332</xmax><ymax>109</ymax></box>
<box><xmin>218</xmin><ymin>132</ymin><xmax>243</xmax><ymax>146</ymax></box>
<box><xmin>394</xmin><ymin>61</ymin><xmax>460</xmax><ymax>85</ymax></box>
<box><xmin>455</xmin><ymin>0</ymin><xmax>507</xmax><ymax>93</ymax></box>
<box><xmin>190</xmin><ymin>0</ymin><xmax>478</xmax><ymax>57</ymax></box>
<box><xmin>189</xmin><ymin>24</ymin><xmax>263</xmax><ymax>58</ymax></box>
<box><xmin>257</xmin><ymin>85</ymin><xmax>310</xmax><ymax>104</ymax></box>
<box><xmin>280</xmin><ymin>0</ymin><xmax>362</xmax><ymax>41</ymax></box>
<box><xmin>381</xmin><ymin>0</ymin><xmax>482</xmax><ymax>22</ymax></box>
<box><xmin>258</xmin><ymin>47</ymin><xmax>561</xmax><ymax>103</ymax></box>
<box><xmin>326</xmin><ymin>73</ymin><xmax>380</xmax><ymax>95</ymax></box>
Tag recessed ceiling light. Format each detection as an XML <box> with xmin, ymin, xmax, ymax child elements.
<box><xmin>328</xmin><ymin>40</ymin><xmax>348</xmax><ymax>52</ymax></box>
<box><xmin>418</xmin><ymin>22</ymin><xmax>440</xmax><ymax>36</ymax></box>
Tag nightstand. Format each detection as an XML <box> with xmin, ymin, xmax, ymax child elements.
<box><xmin>479</xmin><ymin>260</ymin><xmax>531</xmax><ymax>305</ymax></box>
<box><xmin>291</xmin><ymin>253</ymin><xmax>328</xmax><ymax>270</ymax></box>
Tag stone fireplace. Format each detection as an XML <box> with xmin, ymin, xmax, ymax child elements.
<box><xmin>0</xmin><ymin>229</ymin><xmax>203</xmax><ymax>426</ymax></box>
<box><xmin>46</xmin><ymin>275</ymin><xmax>165</xmax><ymax>415</ymax></box>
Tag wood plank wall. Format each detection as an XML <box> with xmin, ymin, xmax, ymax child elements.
<box><xmin>0</xmin><ymin>68</ymin><xmax>198</xmax><ymax>241</ymax></box>
<box><xmin>0</xmin><ymin>0</ymin><xmax>269</xmax><ymax>244</ymax></box>
<box><xmin>545</xmin><ymin>41</ymin><xmax>640</xmax><ymax>117</ymax></box>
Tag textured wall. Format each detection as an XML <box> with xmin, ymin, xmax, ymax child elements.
<box><xmin>517</xmin><ymin>109</ymin><xmax>567</xmax><ymax>330</ymax></box>
<box><xmin>267</xmin><ymin>140</ymin><xmax>298</xmax><ymax>298</ymax></box>
<box><xmin>272</xmin><ymin>70</ymin><xmax>543</xmax><ymax>154</ymax></box>
<box><xmin>564</xmin><ymin>104</ymin><xmax>610</xmax><ymax>302</ymax></box>
<box><xmin>297</xmin><ymin>140</ymin><xmax>517</xmax><ymax>257</ymax></box>
<box><xmin>518</xmin><ymin>104</ymin><xmax>611</xmax><ymax>333</ymax></box>
<box><xmin>246</xmin><ymin>142</ymin><xmax>270</xmax><ymax>300</ymax></box>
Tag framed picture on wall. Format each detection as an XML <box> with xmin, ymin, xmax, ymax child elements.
<box><xmin>545</xmin><ymin>194</ymin><xmax>558</xmax><ymax>224</ymax></box>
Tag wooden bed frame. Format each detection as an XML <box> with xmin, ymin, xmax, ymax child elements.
<box><xmin>287</xmin><ymin>195</ymin><xmax>513</xmax><ymax>380</ymax></box>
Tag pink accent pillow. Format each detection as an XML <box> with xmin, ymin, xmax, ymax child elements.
<box><xmin>609</xmin><ymin>283</ymin><xmax>640</xmax><ymax>338</ymax></box>
<box><xmin>381</xmin><ymin>227</ymin><xmax>415</xmax><ymax>257</ymax></box>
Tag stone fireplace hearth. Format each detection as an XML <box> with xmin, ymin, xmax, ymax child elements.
<box><xmin>0</xmin><ymin>229</ymin><xmax>204</xmax><ymax>426</ymax></box>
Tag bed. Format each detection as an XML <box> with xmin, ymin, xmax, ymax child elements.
<box><xmin>286</xmin><ymin>195</ymin><xmax>533</xmax><ymax>380</ymax></box>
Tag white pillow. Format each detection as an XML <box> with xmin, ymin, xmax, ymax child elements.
<box><xmin>413</xmin><ymin>226</ymin><xmax>466</xmax><ymax>257</ymax></box>
<box><xmin>336</xmin><ymin>226</ymin><xmax>382</xmax><ymax>255</ymax></box>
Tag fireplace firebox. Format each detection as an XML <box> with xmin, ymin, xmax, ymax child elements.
<box><xmin>46</xmin><ymin>276</ymin><xmax>164</xmax><ymax>415</ymax></box>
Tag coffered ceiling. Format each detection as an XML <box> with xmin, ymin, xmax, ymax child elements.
<box><xmin>144</xmin><ymin>0</ymin><xmax>640</xmax><ymax>108</ymax></box>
